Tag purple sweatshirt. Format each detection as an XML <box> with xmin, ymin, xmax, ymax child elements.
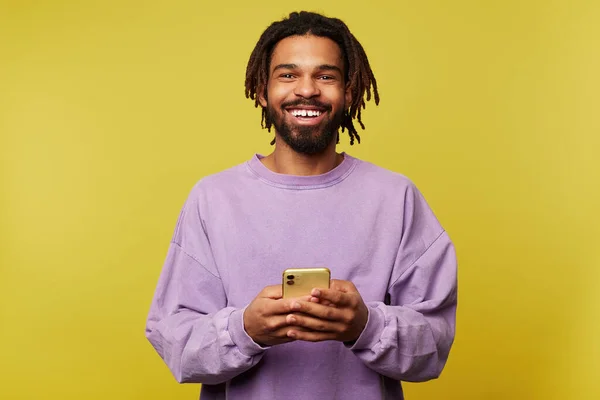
<box><xmin>145</xmin><ymin>153</ymin><xmax>457</xmax><ymax>400</ymax></box>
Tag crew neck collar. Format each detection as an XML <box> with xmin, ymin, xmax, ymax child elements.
<box><xmin>246</xmin><ymin>153</ymin><xmax>358</xmax><ymax>189</ymax></box>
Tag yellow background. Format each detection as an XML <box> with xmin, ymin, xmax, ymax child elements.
<box><xmin>1</xmin><ymin>0</ymin><xmax>599</xmax><ymax>399</ymax></box>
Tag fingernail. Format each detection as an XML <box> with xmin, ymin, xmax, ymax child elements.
<box><xmin>291</xmin><ymin>302</ymin><xmax>301</xmax><ymax>310</ymax></box>
<box><xmin>287</xmin><ymin>330</ymin><xmax>296</xmax><ymax>338</ymax></box>
<box><xmin>311</xmin><ymin>289</ymin><xmax>321</xmax><ymax>297</ymax></box>
<box><xmin>288</xmin><ymin>315</ymin><xmax>296</xmax><ymax>323</ymax></box>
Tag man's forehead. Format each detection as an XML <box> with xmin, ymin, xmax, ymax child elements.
<box><xmin>269</xmin><ymin>35</ymin><xmax>344</xmax><ymax>70</ymax></box>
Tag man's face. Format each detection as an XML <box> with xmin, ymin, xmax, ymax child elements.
<box><xmin>259</xmin><ymin>35</ymin><xmax>352</xmax><ymax>155</ymax></box>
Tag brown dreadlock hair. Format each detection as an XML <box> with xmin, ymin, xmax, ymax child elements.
<box><xmin>245</xmin><ymin>11</ymin><xmax>380</xmax><ymax>146</ymax></box>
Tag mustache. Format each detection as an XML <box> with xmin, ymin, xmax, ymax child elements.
<box><xmin>280</xmin><ymin>99</ymin><xmax>332</xmax><ymax>111</ymax></box>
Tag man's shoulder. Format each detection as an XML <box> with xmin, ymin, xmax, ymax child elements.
<box><xmin>202</xmin><ymin>160</ymin><xmax>249</xmax><ymax>184</ymax></box>
<box><xmin>187</xmin><ymin>159</ymin><xmax>251</xmax><ymax>196</ymax></box>
<box><xmin>353</xmin><ymin>156</ymin><xmax>416</xmax><ymax>191</ymax></box>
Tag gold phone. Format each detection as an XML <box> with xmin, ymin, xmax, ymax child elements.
<box><xmin>282</xmin><ymin>267</ymin><xmax>331</xmax><ymax>298</ymax></box>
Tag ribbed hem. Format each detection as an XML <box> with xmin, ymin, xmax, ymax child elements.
<box><xmin>228</xmin><ymin>308</ymin><xmax>270</xmax><ymax>357</ymax></box>
<box><xmin>346</xmin><ymin>304</ymin><xmax>384</xmax><ymax>351</ymax></box>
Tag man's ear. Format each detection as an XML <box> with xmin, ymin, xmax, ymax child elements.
<box><xmin>344</xmin><ymin>82</ymin><xmax>352</xmax><ymax>110</ymax></box>
<box><xmin>258</xmin><ymin>85</ymin><xmax>267</xmax><ymax>108</ymax></box>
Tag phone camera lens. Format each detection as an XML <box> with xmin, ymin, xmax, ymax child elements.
<box><xmin>286</xmin><ymin>280</ymin><xmax>295</xmax><ymax>285</ymax></box>
<box><xmin>286</xmin><ymin>275</ymin><xmax>295</xmax><ymax>280</ymax></box>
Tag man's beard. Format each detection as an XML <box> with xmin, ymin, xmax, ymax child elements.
<box><xmin>267</xmin><ymin>101</ymin><xmax>343</xmax><ymax>155</ymax></box>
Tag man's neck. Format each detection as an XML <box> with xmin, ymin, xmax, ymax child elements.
<box><xmin>260</xmin><ymin>138</ymin><xmax>343</xmax><ymax>176</ymax></box>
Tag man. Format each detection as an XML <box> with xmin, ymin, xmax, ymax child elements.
<box><xmin>146</xmin><ymin>11</ymin><xmax>457</xmax><ymax>400</ymax></box>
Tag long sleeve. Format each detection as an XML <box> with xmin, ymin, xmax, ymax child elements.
<box><xmin>348</xmin><ymin>183</ymin><xmax>458</xmax><ymax>382</ymax></box>
<box><xmin>145</xmin><ymin>187</ymin><xmax>267</xmax><ymax>384</ymax></box>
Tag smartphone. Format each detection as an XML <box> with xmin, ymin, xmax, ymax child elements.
<box><xmin>282</xmin><ymin>267</ymin><xmax>330</xmax><ymax>298</ymax></box>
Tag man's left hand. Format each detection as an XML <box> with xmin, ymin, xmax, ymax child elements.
<box><xmin>285</xmin><ymin>279</ymin><xmax>369</xmax><ymax>343</ymax></box>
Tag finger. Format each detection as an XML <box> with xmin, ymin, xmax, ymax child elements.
<box><xmin>289</xmin><ymin>300</ymin><xmax>346</xmax><ymax>321</ymax></box>
<box><xmin>286</xmin><ymin>329</ymin><xmax>338</xmax><ymax>342</ymax></box>
<box><xmin>258</xmin><ymin>325</ymin><xmax>312</xmax><ymax>346</ymax></box>
<box><xmin>257</xmin><ymin>314</ymin><xmax>316</xmax><ymax>334</ymax></box>
<box><xmin>270</xmin><ymin>325</ymin><xmax>311</xmax><ymax>337</ymax></box>
<box><xmin>286</xmin><ymin>313</ymin><xmax>346</xmax><ymax>333</ymax></box>
<box><xmin>261</xmin><ymin>295</ymin><xmax>313</xmax><ymax>316</ymax></box>
<box><xmin>309</xmin><ymin>297</ymin><xmax>336</xmax><ymax>307</ymax></box>
<box><xmin>310</xmin><ymin>288</ymin><xmax>352</xmax><ymax>307</ymax></box>
<box><xmin>260</xmin><ymin>315</ymin><xmax>290</xmax><ymax>332</ymax></box>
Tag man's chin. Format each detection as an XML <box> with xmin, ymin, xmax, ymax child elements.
<box><xmin>278</xmin><ymin>131</ymin><xmax>335</xmax><ymax>155</ymax></box>
<box><xmin>290</xmin><ymin>129</ymin><xmax>323</xmax><ymax>140</ymax></box>
<box><xmin>284</xmin><ymin>130</ymin><xmax>328</xmax><ymax>144</ymax></box>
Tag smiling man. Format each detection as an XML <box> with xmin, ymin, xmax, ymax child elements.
<box><xmin>146</xmin><ymin>11</ymin><xmax>457</xmax><ymax>400</ymax></box>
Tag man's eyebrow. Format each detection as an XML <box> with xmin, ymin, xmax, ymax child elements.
<box><xmin>317</xmin><ymin>64</ymin><xmax>343</xmax><ymax>75</ymax></box>
<box><xmin>271</xmin><ymin>63</ymin><xmax>344</xmax><ymax>75</ymax></box>
<box><xmin>272</xmin><ymin>63</ymin><xmax>298</xmax><ymax>72</ymax></box>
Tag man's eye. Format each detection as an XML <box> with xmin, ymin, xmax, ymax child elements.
<box><xmin>280</xmin><ymin>74</ymin><xmax>294</xmax><ymax>79</ymax></box>
<box><xmin>319</xmin><ymin>75</ymin><xmax>335</xmax><ymax>80</ymax></box>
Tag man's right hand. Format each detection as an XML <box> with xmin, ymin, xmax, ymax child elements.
<box><xmin>243</xmin><ymin>285</ymin><xmax>310</xmax><ymax>346</ymax></box>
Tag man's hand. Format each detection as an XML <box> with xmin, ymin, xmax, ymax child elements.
<box><xmin>285</xmin><ymin>280</ymin><xmax>369</xmax><ymax>343</ymax></box>
<box><xmin>243</xmin><ymin>285</ymin><xmax>311</xmax><ymax>346</ymax></box>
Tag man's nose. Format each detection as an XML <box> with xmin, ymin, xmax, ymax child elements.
<box><xmin>293</xmin><ymin>77</ymin><xmax>321</xmax><ymax>98</ymax></box>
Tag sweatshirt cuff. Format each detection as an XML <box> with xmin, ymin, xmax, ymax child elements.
<box><xmin>346</xmin><ymin>303</ymin><xmax>385</xmax><ymax>351</ymax></box>
<box><xmin>228</xmin><ymin>307</ymin><xmax>270</xmax><ymax>357</ymax></box>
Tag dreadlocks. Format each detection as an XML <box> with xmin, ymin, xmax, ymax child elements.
<box><xmin>245</xmin><ymin>11</ymin><xmax>380</xmax><ymax>146</ymax></box>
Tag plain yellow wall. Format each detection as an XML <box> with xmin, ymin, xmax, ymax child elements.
<box><xmin>1</xmin><ymin>1</ymin><xmax>599</xmax><ymax>399</ymax></box>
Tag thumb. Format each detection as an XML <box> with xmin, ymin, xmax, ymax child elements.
<box><xmin>260</xmin><ymin>284</ymin><xmax>283</xmax><ymax>299</ymax></box>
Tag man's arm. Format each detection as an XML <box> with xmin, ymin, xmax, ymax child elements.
<box><xmin>285</xmin><ymin>182</ymin><xmax>458</xmax><ymax>381</ymax></box>
<box><xmin>350</xmin><ymin>231</ymin><xmax>457</xmax><ymax>382</ymax></box>
<box><xmin>145</xmin><ymin>185</ymin><xmax>301</xmax><ymax>384</ymax></box>
<box><xmin>145</xmin><ymin>241</ymin><xmax>268</xmax><ymax>384</ymax></box>
<box><xmin>285</xmin><ymin>232</ymin><xmax>456</xmax><ymax>381</ymax></box>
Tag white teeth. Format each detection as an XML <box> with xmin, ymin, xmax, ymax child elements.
<box><xmin>290</xmin><ymin>109</ymin><xmax>322</xmax><ymax>117</ymax></box>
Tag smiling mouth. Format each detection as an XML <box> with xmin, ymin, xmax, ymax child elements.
<box><xmin>288</xmin><ymin>109</ymin><xmax>323</xmax><ymax>118</ymax></box>
<box><xmin>284</xmin><ymin>107</ymin><xmax>328</xmax><ymax>126</ymax></box>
